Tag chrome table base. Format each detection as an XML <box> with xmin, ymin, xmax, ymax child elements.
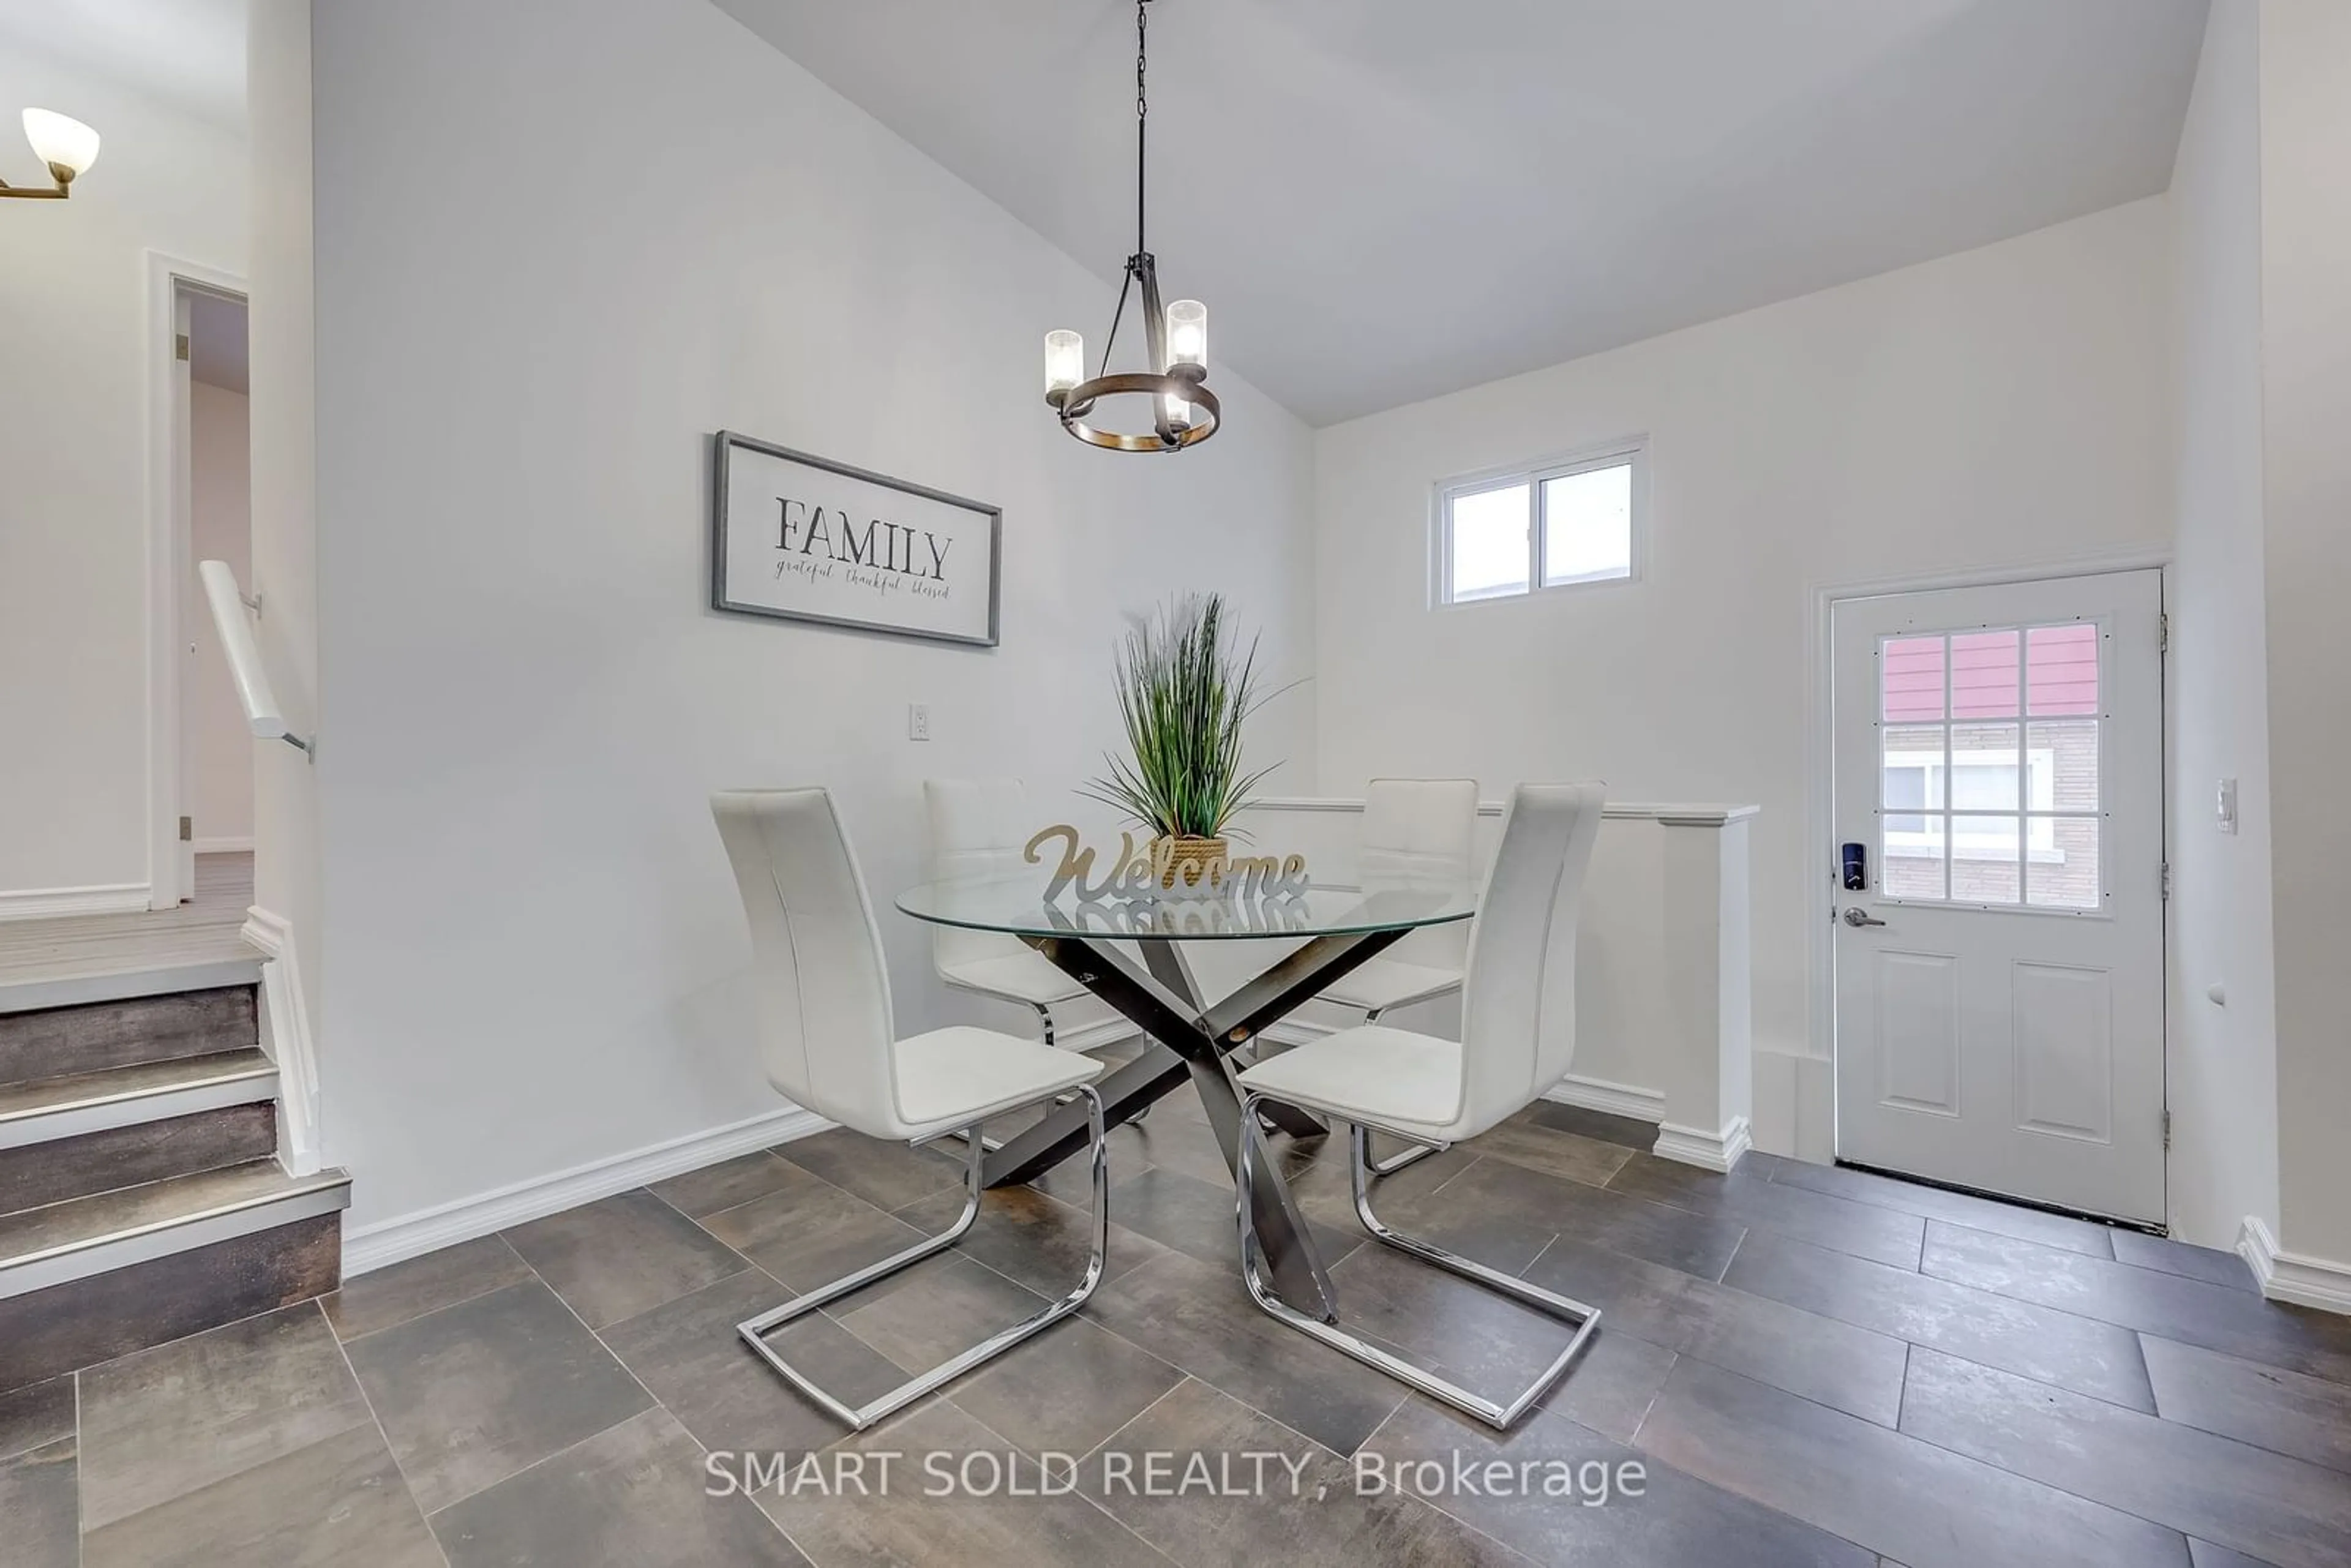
<box><xmin>982</xmin><ymin>926</ymin><xmax>1414</xmax><ymax>1321</ymax></box>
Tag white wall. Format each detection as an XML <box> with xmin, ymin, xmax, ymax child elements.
<box><xmin>246</xmin><ymin>0</ymin><xmax>324</xmax><ymax>1051</ymax></box>
<box><xmin>307</xmin><ymin>0</ymin><xmax>1316</xmax><ymax>1231</ymax></box>
<box><xmin>2165</xmin><ymin>0</ymin><xmax>2278</xmax><ymax>1252</ymax></box>
<box><xmin>186</xmin><ymin>380</ymin><xmax>253</xmax><ymax>848</ymax></box>
<box><xmin>1312</xmin><ymin>199</ymin><xmax>2173</xmax><ymax>1134</ymax></box>
<box><xmin>2257</xmin><ymin>0</ymin><xmax>2351</xmax><ymax>1270</ymax></box>
<box><xmin>0</xmin><ymin>46</ymin><xmax>245</xmax><ymax>901</ymax></box>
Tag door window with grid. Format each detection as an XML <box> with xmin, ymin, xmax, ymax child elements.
<box><xmin>1877</xmin><ymin>622</ymin><xmax>2104</xmax><ymax>910</ymax></box>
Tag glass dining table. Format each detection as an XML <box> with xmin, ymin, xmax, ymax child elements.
<box><xmin>895</xmin><ymin>876</ymin><xmax>1478</xmax><ymax>1324</ymax></box>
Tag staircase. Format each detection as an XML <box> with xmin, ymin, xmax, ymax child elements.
<box><xmin>0</xmin><ymin>951</ymin><xmax>350</xmax><ymax>1392</ymax></box>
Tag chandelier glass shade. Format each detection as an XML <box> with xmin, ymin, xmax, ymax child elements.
<box><xmin>1</xmin><ymin>107</ymin><xmax>101</xmax><ymax>201</ymax></box>
<box><xmin>1043</xmin><ymin>0</ymin><xmax>1219</xmax><ymax>451</ymax></box>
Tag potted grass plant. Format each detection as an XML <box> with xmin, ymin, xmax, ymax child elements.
<box><xmin>1083</xmin><ymin>593</ymin><xmax>1284</xmax><ymax>895</ymax></box>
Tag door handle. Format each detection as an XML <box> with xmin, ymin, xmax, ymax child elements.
<box><xmin>1842</xmin><ymin>906</ymin><xmax>1888</xmax><ymax>928</ymax></box>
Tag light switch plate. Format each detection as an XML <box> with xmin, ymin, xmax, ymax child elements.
<box><xmin>909</xmin><ymin>703</ymin><xmax>931</xmax><ymax>741</ymax></box>
<box><xmin>2216</xmin><ymin>776</ymin><xmax>2237</xmax><ymax>835</ymax></box>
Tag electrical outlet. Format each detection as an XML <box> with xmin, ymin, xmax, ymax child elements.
<box><xmin>909</xmin><ymin>703</ymin><xmax>931</xmax><ymax>741</ymax></box>
<box><xmin>2216</xmin><ymin>777</ymin><xmax>2237</xmax><ymax>835</ymax></box>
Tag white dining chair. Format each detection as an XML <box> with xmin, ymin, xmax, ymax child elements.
<box><xmin>1313</xmin><ymin>776</ymin><xmax>1480</xmax><ymax>1174</ymax></box>
<box><xmin>1318</xmin><ymin>777</ymin><xmax>1479</xmax><ymax>1021</ymax></box>
<box><xmin>1232</xmin><ymin>781</ymin><xmax>1607</xmax><ymax>1430</ymax></box>
<box><xmin>711</xmin><ymin>787</ymin><xmax>1109</xmax><ymax>1431</ymax></box>
<box><xmin>924</xmin><ymin>779</ymin><xmax>1089</xmax><ymax>1049</ymax></box>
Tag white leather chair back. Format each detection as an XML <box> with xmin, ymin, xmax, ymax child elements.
<box><xmin>711</xmin><ymin>787</ymin><xmax>907</xmax><ymax>1138</ymax></box>
<box><xmin>1454</xmin><ymin>782</ymin><xmax>1605</xmax><ymax>1137</ymax></box>
<box><xmin>924</xmin><ymin>779</ymin><xmax>1037</xmax><ymax>974</ymax></box>
<box><xmin>1359</xmin><ymin>778</ymin><xmax>1479</xmax><ymax>969</ymax></box>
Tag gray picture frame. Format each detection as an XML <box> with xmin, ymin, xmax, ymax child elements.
<box><xmin>710</xmin><ymin>430</ymin><xmax>1003</xmax><ymax>648</ymax></box>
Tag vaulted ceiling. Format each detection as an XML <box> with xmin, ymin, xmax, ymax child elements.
<box><xmin>716</xmin><ymin>0</ymin><xmax>2208</xmax><ymax>425</ymax></box>
<box><xmin>0</xmin><ymin>0</ymin><xmax>247</xmax><ymax>130</ymax></box>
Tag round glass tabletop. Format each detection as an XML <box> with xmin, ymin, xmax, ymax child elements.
<box><xmin>894</xmin><ymin>877</ymin><xmax>1478</xmax><ymax>942</ymax></box>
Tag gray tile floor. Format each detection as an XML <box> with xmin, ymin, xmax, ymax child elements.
<box><xmin>13</xmin><ymin>1071</ymin><xmax>2351</xmax><ymax>1567</ymax></box>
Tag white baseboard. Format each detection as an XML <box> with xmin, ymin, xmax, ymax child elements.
<box><xmin>1540</xmin><ymin>1073</ymin><xmax>1667</xmax><ymax>1124</ymax></box>
<box><xmin>193</xmin><ymin>836</ymin><xmax>255</xmax><ymax>855</ymax></box>
<box><xmin>342</xmin><ymin>1104</ymin><xmax>831</xmax><ymax>1278</ymax></box>
<box><xmin>0</xmin><ymin>883</ymin><xmax>151</xmax><ymax>922</ymax></box>
<box><xmin>2238</xmin><ymin>1215</ymin><xmax>2351</xmax><ymax>1317</ymax></box>
<box><xmin>1654</xmin><ymin>1116</ymin><xmax>1754</xmax><ymax>1173</ymax></box>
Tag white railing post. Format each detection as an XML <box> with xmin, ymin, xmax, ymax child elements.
<box><xmin>1240</xmin><ymin>795</ymin><xmax>1759</xmax><ymax>1170</ymax></box>
<box><xmin>1646</xmin><ymin>808</ymin><xmax>1757</xmax><ymax>1171</ymax></box>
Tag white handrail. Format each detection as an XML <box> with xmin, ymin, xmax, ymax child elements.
<box><xmin>198</xmin><ymin>559</ymin><xmax>312</xmax><ymax>756</ymax></box>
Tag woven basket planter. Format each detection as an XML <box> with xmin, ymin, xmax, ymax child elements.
<box><xmin>1152</xmin><ymin>835</ymin><xmax>1229</xmax><ymax>898</ymax></box>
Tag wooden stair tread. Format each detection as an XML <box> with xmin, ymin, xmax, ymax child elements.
<box><xmin>0</xmin><ymin>1049</ymin><xmax>274</xmax><ymax>1125</ymax></box>
<box><xmin>0</xmin><ymin>1160</ymin><xmax>349</xmax><ymax>1280</ymax></box>
<box><xmin>0</xmin><ymin>950</ymin><xmax>263</xmax><ymax>1018</ymax></box>
<box><xmin>0</xmin><ymin>855</ymin><xmax>260</xmax><ymax>1012</ymax></box>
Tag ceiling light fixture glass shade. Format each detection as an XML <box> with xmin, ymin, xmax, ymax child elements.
<box><xmin>1044</xmin><ymin>329</ymin><xmax>1086</xmax><ymax>400</ymax></box>
<box><xmin>23</xmin><ymin>109</ymin><xmax>100</xmax><ymax>176</ymax></box>
<box><xmin>1164</xmin><ymin>299</ymin><xmax>1206</xmax><ymax>371</ymax></box>
<box><xmin>3</xmin><ymin>108</ymin><xmax>100</xmax><ymax>200</ymax></box>
<box><xmin>1043</xmin><ymin>0</ymin><xmax>1220</xmax><ymax>452</ymax></box>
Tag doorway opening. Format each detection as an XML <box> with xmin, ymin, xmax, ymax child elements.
<box><xmin>1826</xmin><ymin>569</ymin><xmax>2167</xmax><ymax>1226</ymax></box>
<box><xmin>149</xmin><ymin>260</ymin><xmax>251</xmax><ymax>907</ymax></box>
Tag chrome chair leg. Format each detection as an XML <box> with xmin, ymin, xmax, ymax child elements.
<box><xmin>740</xmin><ymin>1085</ymin><xmax>1109</xmax><ymax>1431</ymax></box>
<box><xmin>1365</xmin><ymin>1139</ymin><xmax>1436</xmax><ymax>1177</ymax></box>
<box><xmin>1235</xmin><ymin>1092</ymin><xmax>1600</xmax><ymax>1431</ymax></box>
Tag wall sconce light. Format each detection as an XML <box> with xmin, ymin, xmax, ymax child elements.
<box><xmin>1</xmin><ymin>108</ymin><xmax>102</xmax><ymax>201</ymax></box>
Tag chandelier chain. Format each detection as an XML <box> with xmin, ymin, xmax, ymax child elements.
<box><xmin>1100</xmin><ymin>0</ymin><xmax>1151</xmax><ymax>378</ymax></box>
<box><xmin>1136</xmin><ymin>0</ymin><xmax>1149</xmax><ymax>258</ymax></box>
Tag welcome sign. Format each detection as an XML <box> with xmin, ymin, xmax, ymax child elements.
<box><xmin>712</xmin><ymin>432</ymin><xmax>1001</xmax><ymax>647</ymax></box>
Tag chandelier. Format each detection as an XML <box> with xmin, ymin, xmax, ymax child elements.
<box><xmin>1043</xmin><ymin>0</ymin><xmax>1219</xmax><ymax>451</ymax></box>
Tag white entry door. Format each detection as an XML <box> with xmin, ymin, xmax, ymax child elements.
<box><xmin>1831</xmin><ymin>570</ymin><xmax>2164</xmax><ymax>1223</ymax></box>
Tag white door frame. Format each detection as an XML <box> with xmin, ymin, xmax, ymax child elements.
<box><xmin>1803</xmin><ymin>549</ymin><xmax>2171</xmax><ymax>1178</ymax></box>
<box><xmin>145</xmin><ymin>252</ymin><xmax>250</xmax><ymax>909</ymax></box>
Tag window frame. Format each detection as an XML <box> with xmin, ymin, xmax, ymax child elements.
<box><xmin>1871</xmin><ymin>618</ymin><xmax>2113</xmax><ymax>915</ymax></box>
<box><xmin>1432</xmin><ymin>438</ymin><xmax>1648</xmax><ymax>609</ymax></box>
<box><xmin>1881</xmin><ymin>746</ymin><xmax>2062</xmax><ymax>855</ymax></box>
